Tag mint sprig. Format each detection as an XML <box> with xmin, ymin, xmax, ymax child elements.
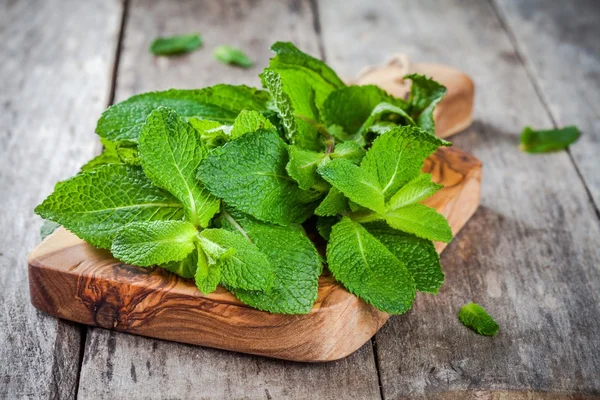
<box><xmin>36</xmin><ymin>41</ymin><xmax>453</xmax><ymax>315</ymax></box>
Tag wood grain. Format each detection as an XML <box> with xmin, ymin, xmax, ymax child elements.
<box><xmin>319</xmin><ymin>0</ymin><xmax>600</xmax><ymax>397</ymax></box>
<box><xmin>28</xmin><ymin>145</ymin><xmax>481</xmax><ymax>362</ymax></box>
<box><xmin>0</xmin><ymin>0</ymin><xmax>122</xmax><ymax>398</ymax></box>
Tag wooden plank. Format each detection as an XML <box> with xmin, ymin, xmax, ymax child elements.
<box><xmin>494</xmin><ymin>0</ymin><xmax>600</xmax><ymax>212</ymax></box>
<box><xmin>318</xmin><ymin>0</ymin><xmax>600</xmax><ymax>397</ymax></box>
<box><xmin>76</xmin><ymin>0</ymin><xmax>382</xmax><ymax>397</ymax></box>
<box><xmin>0</xmin><ymin>0</ymin><xmax>122</xmax><ymax>398</ymax></box>
<box><xmin>28</xmin><ymin>145</ymin><xmax>480</xmax><ymax>361</ymax></box>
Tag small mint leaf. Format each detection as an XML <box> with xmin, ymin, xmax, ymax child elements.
<box><xmin>519</xmin><ymin>125</ymin><xmax>581</xmax><ymax>153</ymax></box>
<box><xmin>386</xmin><ymin>173</ymin><xmax>442</xmax><ymax>211</ymax></box>
<box><xmin>214</xmin><ymin>45</ymin><xmax>253</xmax><ymax>68</ymax></box>
<box><xmin>458</xmin><ymin>302</ymin><xmax>500</xmax><ymax>336</ymax></box>
<box><xmin>149</xmin><ymin>33</ymin><xmax>202</xmax><ymax>56</ymax></box>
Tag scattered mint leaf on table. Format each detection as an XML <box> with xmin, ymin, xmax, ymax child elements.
<box><xmin>139</xmin><ymin>107</ymin><xmax>219</xmax><ymax>228</ymax></box>
<box><xmin>35</xmin><ymin>164</ymin><xmax>184</xmax><ymax>249</ymax></box>
<box><xmin>214</xmin><ymin>45</ymin><xmax>253</xmax><ymax>68</ymax></box>
<box><xmin>458</xmin><ymin>302</ymin><xmax>500</xmax><ymax>336</ymax></box>
<box><xmin>111</xmin><ymin>221</ymin><xmax>197</xmax><ymax>266</ymax></box>
<box><xmin>519</xmin><ymin>125</ymin><xmax>581</xmax><ymax>153</ymax></box>
<box><xmin>36</xmin><ymin>40</ymin><xmax>458</xmax><ymax>316</ymax></box>
<box><xmin>149</xmin><ymin>33</ymin><xmax>202</xmax><ymax>56</ymax></box>
<box><xmin>96</xmin><ymin>85</ymin><xmax>270</xmax><ymax>142</ymax></box>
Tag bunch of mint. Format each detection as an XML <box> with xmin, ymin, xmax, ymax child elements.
<box><xmin>35</xmin><ymin>42</ymin><xmax>452</xmax><ymax>315</ymax></box>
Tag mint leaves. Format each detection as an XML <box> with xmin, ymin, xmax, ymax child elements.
<box><xmin>458</xmin><ymin>302</ymin><xmax>500</xmax><ymax>336</ymax></box>
<box><xmin>36</xmin><ymin>41</ymin><xmax>453</xmax><ymax>316</ymax></box>
<box><xmin>139</xmin><ymin>107</ymin><xmax>219</xmax><ymax>227</ymax></box>
<box><xmin>198</xmin><ymin>129</ymin><xmax>320</xmax><ymax>225</ymax></box>
<box><xmin>150</xmin><ymin>34</ymin><xmax>203</xmax><ymax>56</ymax></box>
<box><xmin>519</xmin><ymin>125</ymin><xmax>581</xmax><ymax>153</ymax></box>
<box><xmin>214</xmin><ymin>45</ymin><xmax>253</xmax><ymax>68</ymax></box>
<box><xmin>96</xmin><ymin>85</ymin><xmax>270</xmax><ymax>141</ymax></box>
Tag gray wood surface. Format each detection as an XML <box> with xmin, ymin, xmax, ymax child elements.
<box><xmin>0</xmin><ymin>0</ymin><xmax>122</xmax><ymax>399</ymax></box>
<box><xmin>495</xmin><ymin>0</ymin><xmax>600</xmax><ymax>212</ymax></box>
<box><xmin>318</xmin><ymin>0</ymin><xmax>600</xmax><ymax>397</ymax></box>
<box><xmin>3</xmin><ymin>0</ymin><xmax>600</xmax><ymax>398</ymax></box>
<box><xmin>76</xmin><ymin>1</ymin><xmax>381</xmax><ymax>399</ymax></box>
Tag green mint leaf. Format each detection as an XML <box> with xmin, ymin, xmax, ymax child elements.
<box><xmin>365</xmin><ymin>222</ymin><xmax>443</xmax><ymax>293</ymax></box>
<box><xmin>385</xmin><ymin>203</ymin><xmax>453</xmax><ymax>243</ymax></box>
<box><xmin>96</xmin><ymin>84</ymin><xmax>270</xmax><ymax>142</ymax></box>
<box><xmin>327</xmin><ymin>217</ymin><xmax>416</xmax><ymax>314</ymax></box>
<box><xmin>198</xmin><ymin>228</ymin><xmax>275</xmax><ymax>291</ymax></box>
<box><xmin>230</xmin><ymin>110</ymin><xmax>275</xmax><ymax>139</ymax></box>
<box><xmin>195</xmin><ymin>245</ymin><xmax>221</xmax><ymax>294</ymax></box>
<box><xmin>519</xmin><ymin>125</ymin><xmax>581</xmax><ymax>153</ymax></box>
<box><xmin>188</xmin><ymin>118</ymin><xmax>230</xmax><ymax>149</ymax></box>
<box><xmin>330</xmin><ymin>141</ymin><xmax>366</xmax><ymax>165</ymax></box>
<box><xmin>286</xmin><ymin>145</ymin><xmax>328</xmax><ymax>190</ymax></box>
<box><xmin>219</xmin><ymin>209</ymin><xmax>321</xmax><ymax>314</ymax></box>
<box><xmin>361</xmin><ymin>126</ymin><xmax>450</xmax><ymax>200</ymax></box>
<box><xmin>115</xmin><ymin>140</ymin><xmax>141</xmax><ymax>166</ymax></box>
<box><xmin>358</xmin><ymin>102</ymin><xmax>416</xmax><ymax>139</ymax></box>
<box><xmin>323</xmin><ymin>85</ymin><xmax>406</xmax><ymax>139</ymax></box>
<box><xmin>81</xmin><ymin>138</ymin><xmax>121</xmax><ymax>171</ymax></box>
<box><xmin>198</xmin><ymin>130</ymin><xmax>320</xmax><ymax>225</ymax></box>
<box><xmin>405</xmin><ymin>74</ymin><xmax>447</xmax><ymax>134</ymax></box>
<box><xmin>314</xmin><ymin>187</ymin><xmax>347</xmax><ymax>216</ymax></box>
<box><xmin>162</xmin><ymin>249</ymin><xmax>198</xmax><ymax>279</ymax></box>
<box><xmin>386</xmin><ymin>173</ymin><xmax>442</xmax><ymax>211</ymax></box>
<box><xmin>139</xmin><ymin>107</ymin><xmax>219</xmax><ymax>227</ymax></box>
<box><xmin>40</xmin><ymin>220</ymin><xmax>61</xmax><ymax>240</ymax></box>
<box><xmin>269</xmin><ymin>42</ymin><xmax>345</xmax><ymax>91</ymax></box>
<box><xmin>149</xmin><ymin>33</ymin><xmax>202</xmax><ymax>56</ymax></box>
<box><xmin>111</xmin><ymin>221</ymin><xmax>197</xmax><ymax>266</ymax></box>
<box><xmin>316</xmin><ymin>216</ymin><xmax>337</xmax><ymax>240</ymax></box>
<box><xmin>35</xmin><ymin>164</ymin><xmax>184</xmax><ymax>249</ymax></box>
<box><xmin>214</xmin><ymin>45</ymin><xmax>253</xmax><ymax>68</ymax></box>
<box><xmin>458</xmin><ymin>302</ymin><xmax>500</xmax><ymax>336</ymax></box>
<box><xmin>318</xmin><ymin>158</ymin><xmax>385</xmax><ymax>214</ymax></box>
<box><xmin>261</xmin><ymin>68</ymin><xmax>322</xmax><ymax>151</ymax></box>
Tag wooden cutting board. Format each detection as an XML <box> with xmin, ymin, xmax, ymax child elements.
<box><xmin>28</xmin><ymin>62</ymin><xmax>480</xmax><ymax>362</ymax></box>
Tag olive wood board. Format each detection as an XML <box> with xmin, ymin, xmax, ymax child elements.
<box><xmin>28</xmin><ymin>61</ymin><xmax>480</xmax><ymax>362</ymax></box>
<box><xmin>28</xmin><ymin>146</ymin><xmax>481</xmax><ymax>362</ymax></box>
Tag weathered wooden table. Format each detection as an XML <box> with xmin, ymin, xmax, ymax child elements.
<box><xmin>2</xmin><ymin>0</ymin><xmax>599</xmax><ymax>398</ymax></box>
